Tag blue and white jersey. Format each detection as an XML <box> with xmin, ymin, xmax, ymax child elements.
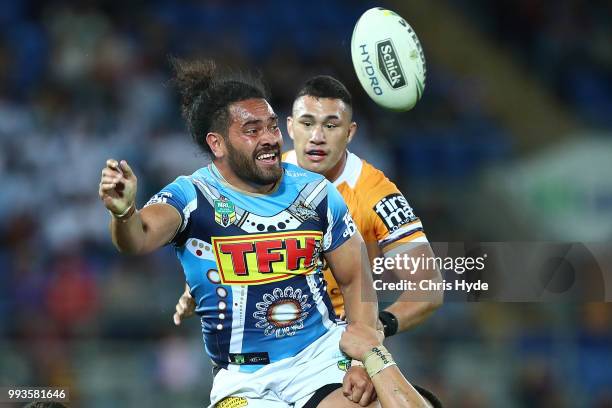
<box><xmin>146</xmin><ymin>163</ymin><xmax>356</xmax><ymax>372</ymax></box>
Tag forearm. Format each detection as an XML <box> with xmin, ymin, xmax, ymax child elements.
<box><xmin>385</xmin><ymin>297</ymin><xmax>442</xmax><ymax>332</ymax></box>
<box><xmin>110</xmin><ymin>209</ymin><xmax>147</xmax><ymax>254</ymax></box>
<box><xmin>383</xmin><ymin>243</ymin><xmax>443</xmax><ymax>333</ymax></box>
<box><xmin>371</xmin><ymin>367</ymin><xmax>431</xmax><ymax>408</ymax></box>
<box><xmin>341</xmin><ymin>279</ymin><xmax>378</xmax><ymax>328</ymax></box>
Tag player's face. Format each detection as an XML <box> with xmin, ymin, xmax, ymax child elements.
<box><xmin>288</xmin><ymin>95</ymin><xmax>356</xmax><ymax>180</ymax></box>
<box><xmin>225</xmin><ymin>99</ymin><xmax>283</xmax><ymax>186</ymax></box>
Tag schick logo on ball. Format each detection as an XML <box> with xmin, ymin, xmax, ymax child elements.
<box><xmin>377</xmin><ymin>39</ymin><xmax>406</xmax><ymax>89</ymax></box>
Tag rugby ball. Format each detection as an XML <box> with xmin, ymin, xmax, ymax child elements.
<box><xmin>351</xmin><ymin>7</ymin><xmax>426</xmax><ymax>111</ymax></box>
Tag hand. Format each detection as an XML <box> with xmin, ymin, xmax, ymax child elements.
<box><xmin>342</xmin><ymin>365</ymin><xmax>377</xmax><ymax>406</ymax></box>
<box><xmin>340</xmin><ymin>322</ymin><xmax>385</xmax><ymax>362</ymax></box>
<box><xmin>173</xmin><ymin>287</ymin><xmax>196</xmax><ymax>326</ymax></box>
<box><xmin>99</xmin><ymin>159</ymin><xmax>137</xmax><ymax>216</ymax></box>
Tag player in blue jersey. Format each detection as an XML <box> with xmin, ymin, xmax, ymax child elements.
<box><xmin>98</xmin><ymin>58</ymin><xmax>379</xmax><ymax>408</ymax></box>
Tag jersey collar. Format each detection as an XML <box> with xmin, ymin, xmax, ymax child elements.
<box><xmin>332</xmin><ymin>151</ymin><xmax>362</xmax><ymax>189</ymax></box>
<box><xmin>283</xmin><ymin>150</ymin><xmax>363</xmax><ymax>188</ymax></box>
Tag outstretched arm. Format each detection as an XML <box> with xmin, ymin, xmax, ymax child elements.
<box><xmin>99</xmin><ymin>158</ymin><xmax>181</xmax><ymax>254</ymax></box>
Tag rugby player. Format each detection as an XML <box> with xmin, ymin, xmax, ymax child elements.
<box><xmin>175</xmin><ymin>76</ymin><xmax>442</xmax><ymax>333</ymax></box>
<box><xmin>285</xmin><ymin>76</ymin><xmax>443</xmax><ymax>331</ymax></box>
<box><xmin>174</xmin><ymin>75</ymin><xmax>443</xmax><ymax>406</ymax></box>
<box><xmin>99</xmin><ymin>59</ymin><xmax>379</xmax><ymax>408</ymax></box>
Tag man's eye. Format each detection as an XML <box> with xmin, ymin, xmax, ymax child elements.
<box><xmin>270</xmin><ymin>124</ymin><xmax>279</xmax><ymax>131</ymax></box>
<box><xmin>326</xmin><ymin>123</ymin><xmax>338</xmax><ymax>129</ymax></box>
<box><xmin>301</xmin><ymin>122</ymin><xmax>312</xmax><ymax>127</ymax></box>
<box><xmin>245</xmin><ymin>129</ymin><xmax>258</xmax><ymax>135</ymax></box>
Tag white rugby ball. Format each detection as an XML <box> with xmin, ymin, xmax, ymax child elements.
<box><xmin>351</xmin><ymin>7</ymin><xmax>426</xmax><ymax>111</ymax></box>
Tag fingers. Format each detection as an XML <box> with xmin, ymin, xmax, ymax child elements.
<box><xmin>99</xmin><ymin>171</ymin><xmax>123</xmax><ymax>196</ymax></box>
<box><xmin>174</xmin><ymin>302</ymin><xmax>185</xmax><ymax>326</ymax></box>
<box><xmin>343</xmin><ymin>367</ymin><xmax>372</xmax><ymax>405</ymax></box>
<box><xmin>100</xmin><ymin>174</ymin><xmax>120</xmax><ymax>187</ymax></box>
<box><xmin>358</xmin><ymin>385</ymin><xmax>375</xmax><ymax>406</ymax></box>
<box><xmin>102</xmin><ymin>160</ymin><xmax>123</xmax><ymax>184</ymax></box>
<box><xmin>120</xmin><ymin>160</ymin><xmax>134</xmax><ymax>178</ymax></box>
<box><xmin>100</xmin><ymin>159</ymin><xmax>132</xmax><ymax>194</ymax></box>
<box><xmin>342</xmin><ymin>376</ymin><xmax>352</xmax><ymax>399</ymax></box>
<box><xmin>349</xmin><ymin>376</ymin><xmax>368</xmax><ymax>404</ymax></box>
<box><xmin>104</xmin><ymin>159</ymin><xmax>133</xmax><ymax>179</ymax></box>
<box><xmin>351</xmin><ymin>386</ymin><xmax>365</xmax><ymax>405</ymax></box>
<box><xmin>173</xmin><ymin>293</ymin><xmax>196</xmax><ymax>326</ymax></box>
<box><xmin>106</xmin><ymin>159</ymin><xmax>120</xmax><ymax>171</ymax></box>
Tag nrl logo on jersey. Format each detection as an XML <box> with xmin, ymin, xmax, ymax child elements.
<box><xmin>214</xmin><ymin>196</ymin><xmax>236</xmax><ymax>228</ymax></box>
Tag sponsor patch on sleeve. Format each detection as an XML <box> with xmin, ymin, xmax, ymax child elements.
<box><xmin>145</xmin><ymin>191</ymin><xmax>173</xmax><ymax>207</ymax></box>
<box><xmin>373</xmin><ymin>193</ymin><xmax>417</xmax><ymax>232</ymax></box>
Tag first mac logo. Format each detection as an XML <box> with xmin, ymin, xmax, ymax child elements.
<box><xmin>377</xmin><ymin>39</ymin><xmax>406</xmax><ymax>89</ymax></box>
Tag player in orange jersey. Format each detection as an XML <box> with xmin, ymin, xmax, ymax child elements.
<box><xmin>284</xmin><ymin>75</ymin><xmax>442</xmax><ymax>332</ymax></box>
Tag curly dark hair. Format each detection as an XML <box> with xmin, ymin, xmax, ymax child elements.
<box><xmin>170</xmin><ymin>57</ymin><xmax>268</xmax><ymax>155</ymax></box>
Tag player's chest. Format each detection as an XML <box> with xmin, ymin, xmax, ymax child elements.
<box><xmin>185</xmin><ymin>194</ymin><xmax>326</xmax><ymax>285</ymax></box>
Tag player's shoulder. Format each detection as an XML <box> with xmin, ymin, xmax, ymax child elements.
<box><xmin>171</xmin><ymin>167</ymin><xmax>212</xmax><ymax>190</ymax></box>
<box><xmin>282</xmin><ymin>162</ymin><xmax>327</xmax><ymax>185</ymax></box>
<box><xmin>351</xmin><ymin>154</ymin><xmax>401</xmax><ymax>201</ymax></box>
<box><xmin>357</xmin><ymin>157</ymin><xmax>391</xmax><ymax>186</ymax></box>
<box><xmin>167</xmin><ymin>166</ymin><xmax>217</xmax><ymax>196</ymax></box>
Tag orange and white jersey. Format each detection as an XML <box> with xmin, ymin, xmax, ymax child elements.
<box><xmin>284</xmin><ymin>150</ymin><xmax>428</xmax><ymax>315</ymax></box>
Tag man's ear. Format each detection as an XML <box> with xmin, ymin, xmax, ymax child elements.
<box><xmin>206</xmin><ymin>132</ymin><xmax>225</xmax><ymax>159</ymax></box>
<box><xmin>286</xmin><ymin>116</ymin><xmax>295</xmax><ymax>141</ymax></box>
<box><xmin>347</xmin><ymin>122</ymin><xmax>357</xmax><ymax>144</ymax></box>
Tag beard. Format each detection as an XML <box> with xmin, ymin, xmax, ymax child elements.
<box><xmin>225</xmin><ymin>141</ymin><xmax>282</xmax><ymax>186</ymax></box>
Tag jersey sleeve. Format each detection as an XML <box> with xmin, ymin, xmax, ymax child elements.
<box><xmin>144</xmin><ymin>176</ymin><xmax>197</xmax><ymax>246</ymax></box>
<box><xmin>365</xmin><ymin>178</ymin><xmax>427</xmax><ymax>252</ymax></box>
<box><xmin>322</xmin><ymin>181</ymin><xmax>357</xmax><ymax>252</ymax></box>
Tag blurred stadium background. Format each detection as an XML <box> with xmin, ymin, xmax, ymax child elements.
<box><xmin>1</xmin><ymin>0</ymin><xmax>611</xmax><ymax>406</ymax></box>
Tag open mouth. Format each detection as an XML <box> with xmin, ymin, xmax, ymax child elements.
<box><xmin>256</xmin><ymin>151</ymin><xmax>279</xmax><ymax>165</ymax></box>
<box><xmin>305</xmin><ymin>149</ymin><xmax>327</xmax><ymax>163</ymax></box>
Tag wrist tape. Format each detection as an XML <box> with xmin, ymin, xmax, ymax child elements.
<box><xmin>363</xmin><ymin>345</ymin><xmax>396</xmax><ymax>377</ymax></box>
<box><xmin>111</xmin><ymin>203</ymin><xmax>136</xmax><ymax>221</ymax></box>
